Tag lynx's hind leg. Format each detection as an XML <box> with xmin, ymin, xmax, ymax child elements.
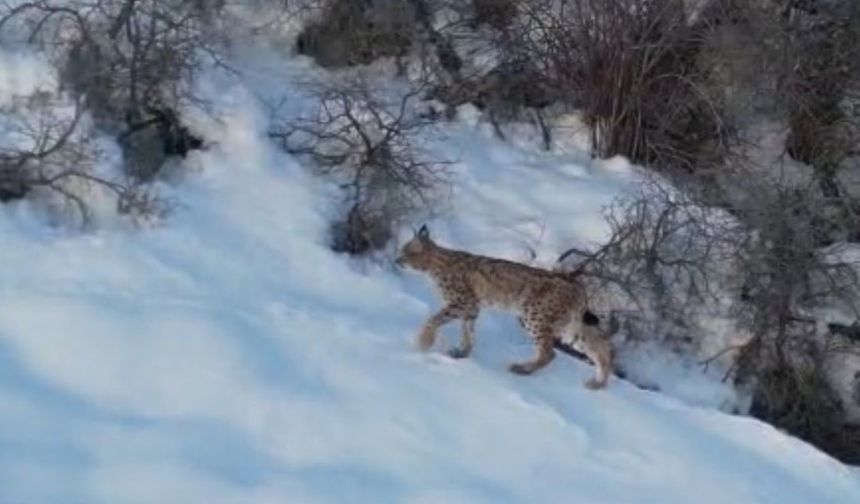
<box><xmin>509</xmin><ymin>300</ymin><xmax>564</xmax><ymax>375</ymax></box>
<box><xmin>508</xmin><ymin>327</ymin><xmax>556</xmax><ymax>375</ymax></box>
<box><xmin>569</xmin><ymin>316</ymin><xmax>613</xmax><ymax>389</ymax></box>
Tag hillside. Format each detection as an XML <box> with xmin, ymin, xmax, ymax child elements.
<box><xmin>2</xmin><ymin>36</ymin><xmax>860</xmax><ymax>502</ymax></box>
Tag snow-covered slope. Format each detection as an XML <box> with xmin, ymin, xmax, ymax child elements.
<box><xmin>1</xmin><ymin>38</ymin><xmax>860</xmax><ymax>504</ymax></box>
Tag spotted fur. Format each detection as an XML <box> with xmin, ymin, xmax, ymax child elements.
<box><xmin>396</xmin><ymin>225</ymin><xmax>612</xmax><ymax>389</ymax></box>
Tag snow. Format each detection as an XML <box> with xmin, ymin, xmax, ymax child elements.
<box><xmin>1</xmin><ymin>18</ymin><xmax>860</xmax><ymax>504</ymax></box>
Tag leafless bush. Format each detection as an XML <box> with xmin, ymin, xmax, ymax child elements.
<box><xmin>0</xmin><ymin>0</ymin><xmax>214</xmax><ymax>178</ymax></box>
<box><xmin>733</xmin><ymin>286</ymin><xmax>854</xmax><ymax>457</ymax></box>
<box><xmin>410</xmin><ymin>0</ymin><xmax>467</xmax><ymax>85</ymax></box>
<box><xmin>407</xmin><ymin>1</ymin><xmax>562</xmax><ymax>148</ymax></box>
<box><xmin>701</xmin><ymin>0</ymin><xmax>860</xmax><ymax>196</ymax></box>
<box><xmin>724</xmin><ymin>168</ymin><xmax>860</xmax><ymax>393</ymax></box>
<box><xmin>471</xmin><ymin>0</ymin><xmax>517</xmax><ymax>30</ymax></box>
<box><xmin>558</xmin><ymin>175</ymin><xmax>738</xmax><ymax>351</ymax></box>
<box><xmin>269</xmin><ymin>75</ymin><xmax>450</xmax><ymax>254</ymax></box>
<box><xmin>747</xmin><ymin>336</ymin><xmax>860</xmax><ymax>465</ymax></box>
<box><xmin>713</xmin><ymin>158</ymin><xmax>860</xmax><ymax>464</ymax></box>
<box><xmin>559</xmin><ymin>165</ymin><xmax>860</xmax><ymax>462</ymax></box>
<box><xmin>455</xmin><ymin>0</ymin><xmax>733</xmax><ymax>169</ymax></box>
<box><xmin>775</xmin><ymin>1</ymin><xmax>860</xmax><ymax>197</ymax></box>
<box><xmin>0</xmin><ymin>91</ymin><xmax>167</xmax><ymax>225</ymax></box>
<box><xmin>296</xmin><ymin>0</ymin><xmax>416</xmax><ymax>69</ymax></box>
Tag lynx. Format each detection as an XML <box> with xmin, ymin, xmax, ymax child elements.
<box><xmin>396</xmin><ymin>225</ymin><xmax>613</xmax><ymax>389</ymax></box>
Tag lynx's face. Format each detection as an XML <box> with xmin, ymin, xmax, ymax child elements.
<box><xmin>396</xmin><ymin>225</ymin><xmax>434</xmax><ymax>271</ymax></box>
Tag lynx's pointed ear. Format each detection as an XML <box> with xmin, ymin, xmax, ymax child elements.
<box><xmin>417</xmin><ymin>224</ymin><xmax>430</xmax><ymax>240</ymax></box>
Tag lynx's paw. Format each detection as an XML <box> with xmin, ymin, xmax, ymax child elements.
<box><xmin>417</xmin><ymin>330</ymin><xmax>436</xmax><ymax>352</ymax></box>
<box><xmin>585</xmin><ymin>377</ymin><xmax>608</xmax><ymax>390</ymax></box>
<box><xmin>447</xmin><ymin>347</ymin><xmax>471</xmax><ymax>359</ymax></box>
<box><xmin>508</xmin><ymin>363</ymin><xmax>534</xmax><ymax>375</ymax></box>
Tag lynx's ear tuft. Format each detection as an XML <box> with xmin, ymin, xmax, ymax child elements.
<box><xmin>417</xmin><ymin>224</ymin><xmax>430</xmax><ymax>240</ymax></box>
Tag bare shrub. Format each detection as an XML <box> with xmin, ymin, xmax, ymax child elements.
<box><xmin>0</xmin><ymin>91</ymin><xmax>167</xmax><ymax>225</ymax></box>
<box><xmin>455</xmin><ymin>0</ymin><xmax>733</xmax><ymax>169</ymax></box>
<box><xmin>776</xmin><ymin>1</ymin><xmax>860</xmax><ymax>197</ymax></box>
<box><xmin>296</xmin><ymin>0</ymin><xmax>416</xmax><ymax>69</ymax></box>
<box><xmin>557</xmin><ymin>175</ymin><xmax>737</xmax><ymax>353</ymax></box>
<box><xmin>472</xmin><ymin>60</ymin><xmax>558</xmax><ymax>148</ymax></box>
<box><xmin>269</xmin><ymin>75</ymin><xmax>450</xmax><ymax>255</ymax></box>
<box><xmin>413</xmin><ymin>1</ymin><xmax>561</xmax><ymax>148</ymax></box>
<box><xmin>698</xmin><ymin>0</ymin><xmax>860</xmax><ymax>197</ymax></box>
<box><xmin>427</xmin><ymin>60</ymin><xmax>558</xmax><ymax>147</ymax></box>
<box><xmin>747</xmin><ymin>332</ymin><xmax>860</xmax><ymax>465</ymax></box>
<box><xmin>722</xmin><ymin>170</ymin><xmax>860</xmax><ymax>457</ymax></box>
<box><xmin>471</xmin><ymin>0</ymin><xmax>517</xmax><ymax>30</ymax></box>
<box><xmin>0</xmin><ymin>0</ymin><xmax>213</xmax><ymax>178</ymax></box>
<box><xmin>735</xmin><ymin>315</ymin><xmax>856</xmax><ymax>444</ymax></box>
<box><xmin>119</xmin><ymin>106</ymin><xmax>204</xmax><ymax>181</ymax></box>
<box><xmin>559</xmin><ymin>164</ymin><xmax>860</xmax><ymax>462</ymax></box>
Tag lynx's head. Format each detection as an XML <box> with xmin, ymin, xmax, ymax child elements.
<box><xmin>396</xmin><ymin>225</ymin><xmax>436</xmax><ymax>271</ymax></box>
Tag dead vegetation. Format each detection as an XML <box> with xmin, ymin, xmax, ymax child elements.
<box><xmin>0</xmin><ymin>0</ymin><xmax>221</xmax><ymax>222</ymax></box>
<box><xmin>0</xmin><ymin>0</ymin><xmax>214</xmax><ymax>181</ymax></box>
<box><xmin>557</xmin><ymin>175</ymin><xmax>735</xmax><ymax>351</ymax></box>
<box><xmin>0</xmin><ymin>92</ymin><xmax>168</xmax><ymax>225</ymax></box>
<box><xmin>295</xmin><ymin>0</ymin><xmax>416</xmax><ymax>69</ymax></box>
<box><xmin>558</xmin><ymin>164</ymin><xmax>860</xmax><ymax>463</ymax></box>
<box><xmin>269</xmin><ymin>75</ymin><xmax>450</xmax><ymax>255</ymax></box>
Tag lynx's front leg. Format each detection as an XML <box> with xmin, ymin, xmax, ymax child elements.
<box><xmin>447</xmin><ymin>312</ymin><xmax>478</xmax><ymax>359</ymax></box>
<box><xmin>417</xmin><ymin>307</ymin><xmax>456</xmax><ymax>351</ymax></box>
<box><xmin>417</xmin><ymin>303</ymin><xmax>477</xmax><ymax>353</ymax></box>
